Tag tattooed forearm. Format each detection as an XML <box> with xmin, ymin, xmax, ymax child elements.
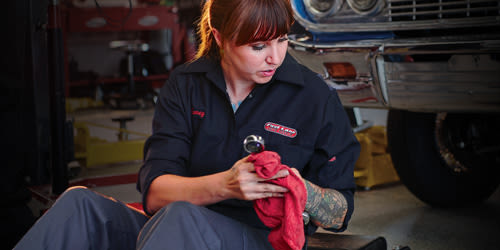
<box><xmin>304</xmin><ymin>180</ymin><xmax>348</xmax><ymax>229</ymax></box>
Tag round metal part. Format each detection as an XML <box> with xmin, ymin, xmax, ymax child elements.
<box><xmin>304</xmin><ymin>0</ymin><xmax>344</xmax><ymax>20</ymax></box>
<box><xmin>346</xmin><ymin>0</ymin><xmax>384</xmax><ymax>15</ymax></box>
<box><xmin>243</xmin><ymin>135</ymin><xmax>265</xmax><ymax>154</ymax></box>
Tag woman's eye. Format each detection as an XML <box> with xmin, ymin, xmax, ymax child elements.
<box><xmin>278</xmin><ymin>37</ymin><xmax>289</xmax><ymax>43</ymax></box>
<box><xmin>252</xmin><ymin>44</ymin><xmax>265</xmax><ymax>51</ymax></box>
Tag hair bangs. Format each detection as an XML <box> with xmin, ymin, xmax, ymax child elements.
<box><xmin>233</xmin><ymin>0</ymin><xmax>294</xmax><ymax>46</ymax></box>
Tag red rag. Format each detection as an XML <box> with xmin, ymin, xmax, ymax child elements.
<box><xmin>249</xmin><ymin>151</ymin><xmax>307</xmax><ymax>250</ymax></box>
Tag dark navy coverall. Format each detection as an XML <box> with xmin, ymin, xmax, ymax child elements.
<box><xmin>14</xmin><ymin>53</ymin><xmax>359</xmax><ymax>250</ymax></box>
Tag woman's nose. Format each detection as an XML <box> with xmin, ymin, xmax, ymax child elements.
<box><xmin>265</xmin><ymin>46</ymin><xmax>280</xmax><ymax>65</ymax></box>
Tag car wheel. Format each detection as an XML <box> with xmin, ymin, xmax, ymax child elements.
<box><xmin>387</xmin><ymin>110</ymin><xmax>500</xmax><ymax>207</ymax></box>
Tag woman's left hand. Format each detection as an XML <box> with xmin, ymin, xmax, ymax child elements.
<box><xmin>290</xmin><ymin>168</ymin><xmax>306</xmax><ymax>187</ymax></box>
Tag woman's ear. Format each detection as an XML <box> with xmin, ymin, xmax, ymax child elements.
<box><xmin>212</xmin><ymin>28</ymin><xmax>222</xmax><ymax>47</ymax></box>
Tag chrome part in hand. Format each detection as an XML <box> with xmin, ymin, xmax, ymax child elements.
<box><xmin>243</xmin><ymin>135</ymin><xmax>265</xmax><ymax>154</ymax></box>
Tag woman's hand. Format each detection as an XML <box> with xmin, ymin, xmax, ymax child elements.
<box><xmin>290</xmin><ymin>168</ymin><xmax>306</xmax><ymax>185</ymax></box>
<box><xmin>224</xmin><ymin>156</ymin><xmax>290</xmax><ymax>200</ymax></box>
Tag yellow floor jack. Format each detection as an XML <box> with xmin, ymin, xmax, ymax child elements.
<box><xmin>73</xmin><ymin>116</ymin><xmax>148</xmax><ymax>168</ymax></box>
<box><xmin>354</xmin><ymin>125</ymin><xmax>400</xmax><ymax>189</ymax></box>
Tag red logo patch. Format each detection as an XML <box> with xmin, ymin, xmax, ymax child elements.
<box><xmin>264</xmin><ymin>122</ymin><xmax>297</xmax><ymax>138</ymax></box>
<box><xmin>191</xmin><ymin>109</ymin><xmax>205</xmax><ymax>118</ymax></box>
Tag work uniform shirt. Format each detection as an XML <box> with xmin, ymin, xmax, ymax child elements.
<box><xmin>137</xmin><ymin>53</ymin><xmax>360</xmax><ymax>234</ymax></box>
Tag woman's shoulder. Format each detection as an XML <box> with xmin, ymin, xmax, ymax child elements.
<box><xmin>164</xmin><ymin>58</ymin><xmax>216</xmax><ymax>84</ymax></box>
<box><xmin>281</xmin><ymin>55</ymin><xmax>333</xmax><ymax>95</ymax></box>
<box><xmin>172</xmin><ymin>57</ymin><xmax>218</xmax><ymax>75</ymax></box>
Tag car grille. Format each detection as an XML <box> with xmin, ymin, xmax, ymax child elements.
<box><xmin>388</xmin><ymin>0</ymin><xmax>500</xmax><ymax>21</ymax></box>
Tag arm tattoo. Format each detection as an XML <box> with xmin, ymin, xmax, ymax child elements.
<box><xmin>304</xmin><ymin>180</ymin><xmax>348</xmax><ymax>229</ymax></box>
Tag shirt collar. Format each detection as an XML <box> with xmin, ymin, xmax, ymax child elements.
<box><xmin>180</xmin><ymin>53</ymin><xmax>305</xmax><ymax>89</ymax></box>
<box><xmin>274</xmin><ymin>53</ymin><xmax>305</xmax><ymax>87</ymax></box>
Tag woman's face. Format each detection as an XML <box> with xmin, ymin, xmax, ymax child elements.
<box><xmin>220</xmin><ymin>35</ymin><xmax>289</xmax><ymax>85</ymax></box>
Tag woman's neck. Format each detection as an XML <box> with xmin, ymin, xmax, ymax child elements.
<box><xmin>225</xmin><ymin>80</ymin><xmax>254</xmax><ymax>104</ymax></box>
<box><xmin>222</xmin><ymin>64</ymin><xmax>255</xmax><ymax>104</ymax></box>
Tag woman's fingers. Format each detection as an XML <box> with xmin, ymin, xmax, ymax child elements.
<box><xmin>265</xmin><ymin>169</ymin><xmax>289</xmax><ymax>180</ymax></box>
<box><xmin>239</xmin><ymin>181</ymin><xmax>289</xmax><ymax>200</ymax></box>
<box><xmin>230</xmin><ymin>158</ymin><xmax>298</xmax><ymax>200</ymax></box>
<box><xmin>249</xmin><ymin>187</ymin><xmax>287</xmax><ymax>200</ymax></box>
<box><xmin>260</xmin><ymin>191</ymin><xmax>284</xmax><ymax>198</ymax></box>
<box><xmin>259</xmin><ymin>182</ymin><xmax>289</xmax><ymax>193</ymax></box>
<box><xmin>252</xmin><ymin>183</ymin><xmax>289</xmax><ymax>199</ymax></box>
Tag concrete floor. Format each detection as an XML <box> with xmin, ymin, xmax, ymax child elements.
<box><xmin>74</xmin><ymin>107</ymin><xmax>500</xmax><ymax>250</ymax></box>
<box><xmin>339</xmin><ymin>184</ymin><xmax>500</xmax><ymax>250</ymax></box>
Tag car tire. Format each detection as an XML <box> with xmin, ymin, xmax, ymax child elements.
<box><xmin>387</xmin><ymin>110</ymin><xmax>500</xmax><ymax>207</ymax></box>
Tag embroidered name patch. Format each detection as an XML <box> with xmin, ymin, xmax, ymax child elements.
<box><xmin>191</xmin><ymin>109</ymin><xmax>205</xmax><ymax>118</ymax></box>
<box><xmin>264</xmin><ymin>122</ymin><xmax>297</xmax><ymax>138</ymax></box>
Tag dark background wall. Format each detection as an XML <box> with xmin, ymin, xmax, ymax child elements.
<box><xmin>1</xmin><ymin>0</ymin><xmax>51</xmax><ymax>248</ymax></box>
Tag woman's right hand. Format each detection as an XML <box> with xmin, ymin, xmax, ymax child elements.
<box><xmin>224</xmin><ymin>156</ymin><xmax>290</xmax><ymax>200</ymax></box>
<box><xmin>146</xmin><ymin>155</ymin><xmax>290</xmax><ymax>214</ymax></box>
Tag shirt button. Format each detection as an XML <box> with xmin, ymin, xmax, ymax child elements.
<box><xmin>249</xmin><ymin>94</ymin><xmax>253</xmax><ymax>98</ymax></box>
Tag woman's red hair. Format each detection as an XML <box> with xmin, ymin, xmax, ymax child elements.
<box><xmin>195</xmin><ymin>0</ymin><xmax>294</xmax><ymax>60</ymax></box>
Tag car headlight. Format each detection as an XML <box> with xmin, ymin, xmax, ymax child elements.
<box><xmin>304</xmin><ymin>0</ymin><xmax>344</xmax><ymax>20</ymax></box>
<box><xmin>346</xmin><ymin>0</ymin><xmax>384</xmax><ymax>15</ymax></box>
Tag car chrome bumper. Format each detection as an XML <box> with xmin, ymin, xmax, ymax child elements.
<box><xmin>288</xmin><ymin>35</ymin><xmax>500</xmax><ymax>112</ymax></box>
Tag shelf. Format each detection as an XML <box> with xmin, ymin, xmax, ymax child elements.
<box><xmin>69</xmin><ymin>74</ymin><xmax>169</xmax><ymax>87</ymax></box>
<box><xmin>60</xmin><ymin>5</ymin><xmax>193</xmax><ymax>97</ymax></box>
<box><xmin>65</xmin><ymin>5</ymin><xmax>180</xmax><ymax>32</ymax></box>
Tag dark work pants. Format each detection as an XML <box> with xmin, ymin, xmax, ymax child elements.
<box><xmin>13</xmin><ymin>187</ymin><xmax>274</xmax><ymax>250</ymax></box>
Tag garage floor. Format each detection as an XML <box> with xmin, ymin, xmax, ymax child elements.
<box><xmin>68</xmin><ymin>107</ymin><xmax>500</xmax><ymax>250</ymax></box>
<box><xmin>339</xmin><ymin>184</ymin><xmax>500</xmax><ymax>250</ymax></box>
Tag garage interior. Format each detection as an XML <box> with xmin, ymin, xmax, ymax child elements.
<box><xmin>2</xmin><ymin>0</ymin><xmax>499</xmax><ymax>250</ymax></box>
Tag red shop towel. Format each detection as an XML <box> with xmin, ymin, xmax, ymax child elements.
<box><xmin>249</xmin><ymin>151</ymin><xmax>307</xmax><ymax>250</ymax></box>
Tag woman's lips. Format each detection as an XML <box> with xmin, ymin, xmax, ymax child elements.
<box><xmin>260</xmin><ymin>69</ymin><xmax>275</xmax><ymax>77</ymax></box>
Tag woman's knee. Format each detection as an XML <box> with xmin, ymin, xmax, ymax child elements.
<box><xmin>152</xmin><ymin>201</ymin><xmax>202</xmax><ymax>224</ymax></box>
<box><xmin>55</xmin><ymin>186</ymin><xmax>105</xmax><ymax>209</ymax></box>
<box><xmin>159</xmin><ymin>201</ymin><xmax>196</xmax><ymax>216</ymax></box>
<box><xmin>57</xmin><ymin>185</ymin><xmax>87</xmax><ymax>199</ymax></box>
<box><xmin>58</xmin><ymin>186</ymin><xmax>91</xmax><ymax>200</ymax></box>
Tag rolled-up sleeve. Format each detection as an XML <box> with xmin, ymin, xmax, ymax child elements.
<box><xmin>136</xmin><ymin>73</ymin><xmax>192</xmax><ymax>214</ymax></box>
<box><xmin>303</xmin><ymin>90</ymin><xmax>360</xmax><ymax>234</ymax></box>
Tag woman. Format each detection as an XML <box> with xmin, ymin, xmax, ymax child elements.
<box><xmin>14</xmin><ymin>0</ymin><xmax>359</xmax><ymax>249</ymax></box>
